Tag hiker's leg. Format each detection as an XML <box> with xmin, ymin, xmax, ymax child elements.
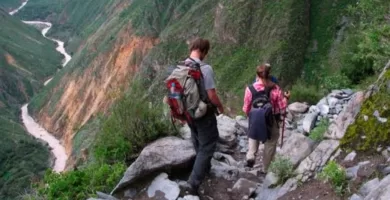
<box><xmin>189</xmin><ymin>124</ymin><xmax>199</xmax><ymax>153</ymax></box>
<box><xmin>246</xmin><ymin>138</ymin><xmax>259</xmax><ymax>161</ymax></box>
<box><xmin>188</xmin><ymin>114</ymin><xmax>218</xmax><ymax>188</ymax></box>
<box><xmin>263</xmin><ymin>120</ymin><xmax>280</xmax><ymax>172</ymax></box>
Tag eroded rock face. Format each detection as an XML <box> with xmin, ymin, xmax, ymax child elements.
<box><xmin>278</xmin><ymin>133</ymin><xmax>315</xmax><ymax>167</ymax></box>
<box><xmin>325</xmin><ymin>92</ymin><xmax>364</xmax><ymax>139</ymax></box>
<box><xmin>111</xmin><ymin>137</ymin><xmax>195</xmax><ymax>194</ymax></box>
<box><xmin>296</xmin><ymin>139</ymin><xmax>340</xmax><ymax>181</ymax></box>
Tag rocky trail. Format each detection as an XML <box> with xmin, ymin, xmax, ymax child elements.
<box><xmin>85</xmin><ymin>64</ymin><xmax>390</xmax><ymax>200</ymax></box>
<box><xmin>86</xmin><ymin>64</ymin><xmax>390</xmax><ymax>200</ymax></box>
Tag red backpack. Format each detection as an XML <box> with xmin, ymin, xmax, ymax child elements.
<box><xmin>164</xmin><ymin>60</ymin><xmax>208</xmax><ymax>123</ymax></box>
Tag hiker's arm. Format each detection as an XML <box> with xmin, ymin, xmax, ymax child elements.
<box><xmin>242</xmin><ymin>87</ymin><xmax>251</xmax><ymax>116</ymax></box>
<box><xmin>207</xmin><ymin>89</ymin><xmax>224</xmax><ymax>114</ymax></box>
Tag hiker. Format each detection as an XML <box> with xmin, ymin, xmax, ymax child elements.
<box><xmin>164</xmin><ymin>38</ymin><xmax>224</xmax><ymax>195</ymax></box>
<box><xmin>253</xmin><ymin>63</ymin><xmax>279</xmax><ymax>84</ymax></box>
<box><xmin>243</xmin><ymin>64</ymin><xmax>290</xmax><ymax>173</ymax></box>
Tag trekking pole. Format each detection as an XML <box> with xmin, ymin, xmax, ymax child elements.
<box><xmin>281</xmin><ymin>107</ymin><xmax>287</xmax><ymax>148</ymax></box>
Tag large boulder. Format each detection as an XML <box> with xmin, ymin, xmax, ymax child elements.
<box><xmin>364</xmin><ymin>175</ymin><xmax>390</xmax><ymax>200</ymax></box>
<box><xmin>288</xmin><ymin>102</ymin><xmax>309</xmax><ymax>114</ymax></box>
<box><xmin>179</xmin><ymin>115</ymin><xmax>237</xmax><ymax>147</ymax></box>
<box><xmin>278</xmin><ymin>133</ymin><xmax>315</xmax><ymax>167</ymax></box>
<box><xmin>296</xmin><ymin>139</ymin><xmax>340</xmax><ymax>181</ymax></box>
<box><xmin>147</xmin><ymin>173</ymin><xmax>180</xmax><ymax>200</ymax></box>
<box><xmin>217</xmin><ymin>115</ymin><xmax>238</xmax><ymax>147</ymax></box>
<box><xmin>111</xmin><ymin>137</ymin><xmax>196</xmax><ymax>194</ymax></box>
<box><xmin>325</xmin><ymin>92</ymin><xmax>364</xmax><ymax>139</ymax></box>
<box><xmin>302</xmin><ymin>111</ymin><xmax>319</xmax><ymax>133</ymax></box>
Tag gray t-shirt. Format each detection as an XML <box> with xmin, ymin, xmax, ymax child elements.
<box><xmin>185</xmin><ymin>58</ymin><xmax>216</xmax><ymax>90</ymax></box>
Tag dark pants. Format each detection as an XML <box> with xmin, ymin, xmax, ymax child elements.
<box><xmin>188</xmin><ymin>111</ymin><xmax>219</xmax><ymax>188</ymax></box>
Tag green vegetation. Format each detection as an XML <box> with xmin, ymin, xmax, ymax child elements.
<box><xmin>309</xmin><ymin>119</ymin><xmax>330</xmax><ymax>142</ymax></box>
<box><xmin>319</xmin><ymin>161</ymin><xmax>348</xmax><ymax>195</ymax></box>
<box><xmin>94</xmin><ymin>81</ymin><xmax>177</xmax><ymax>164</ymax></box>
<box><xmin>0</xmin><ymin>0</ymin><xmax>22</xmax><ymax>11</ymax></box>
<box><xmin>341</xmin><ymin>70</ymin><xmax>390</xmax><ymax>151</ymax></box>
<box><xmin>269</xmin><ymin>156</ymin><xmax>295</xmax><ymax>185</ymax></box>
<box><xmin>34</xmin><ymin>163</ymin><xmax>126</xmax><ymax>200</ymax></box>
<box><xmin>0</xmin><ymin>8</ymin><xmax>61</xmax><ymax>200</ymax></box>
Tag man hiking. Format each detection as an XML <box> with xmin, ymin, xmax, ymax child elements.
<box><xmin>243</xmin><ymin>64</ymin><xmax>289</xmax><ymax>174</ymax></box>
<box><xmin>169</xmin><ymin>38</ymin><xmax>224</xmax><ymax>195</ymax></box>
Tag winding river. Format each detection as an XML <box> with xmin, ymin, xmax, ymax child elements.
<box><xmin>9</xmin><ymin>0</ymin><xmax>71</xmax><ymax>172</ymax></box>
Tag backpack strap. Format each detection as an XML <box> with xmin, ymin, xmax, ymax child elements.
<box><xmin>248</xmin><ymin>85</ymin><xmax>258</xmax><ymax>96</ymax></box>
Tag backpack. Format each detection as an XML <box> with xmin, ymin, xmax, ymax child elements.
<box><xmin>164</xmin><ymin>59</ymin><xmax>208</xmax><ymax>123</ymax></box>
<box><xmin>247</xmin><ymin>83</ymin><xmax>275</xmax><ymax>143</ymax></box>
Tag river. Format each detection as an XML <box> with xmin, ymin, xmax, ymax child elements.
<box><xmin>10</xmin><ymin>0</ymin><xmax>71</xmax><ymax>172</ymax></box>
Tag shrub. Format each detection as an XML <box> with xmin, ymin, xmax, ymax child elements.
<box><xmin>290</xmin><ymin>82</ymin><xmax>324</xmax><ymax>105</ymax></box>
<box><xmin>319</xmin><ymin>161</ymin><xmax>348</xmax><ymax>195</ymax></box>
<box><xmin>35</xmin><ymin>163</ymin><xmax>126</xmax><ymax>200</ymax></box>
<box><xmin>269</xmin><ymin>156</ymin><xmax>295</xmax><ymax>184</ymax></box>
<box><xmin>94</xmin><ymin>83</ymin><xmax>177</xmax><ymax>164</ymax></box>
<box><xmin>309</xmin><ymin>118</ymin><xmax>330</xmax><ymax>142</ymax></box>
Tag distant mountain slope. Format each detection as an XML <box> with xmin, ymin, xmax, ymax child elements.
<box><xmin>0</xmin><ymin>8</ymin><xmax>61</xmax><ymax>199</ymax></box>
<box><xmin>0</xmin><ymin>0</ymin><xmax>23</xmax><ymax>12</ymax></box>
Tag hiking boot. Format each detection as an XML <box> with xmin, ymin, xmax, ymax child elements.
<box><xmin>179</xmin><ymin>181</ymin><xmax>199</xmax><ymax>196</ymax></box>
<box><xmin>245</xmin><ymin>159</ymin><xmax>255</xmax><ymax>168</ymax></box>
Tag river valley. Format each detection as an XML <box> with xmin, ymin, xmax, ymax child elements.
<box><xmin>9</xmin><ymin>0</ymin><xmax>71</xmax><ymax>172</ymax></box>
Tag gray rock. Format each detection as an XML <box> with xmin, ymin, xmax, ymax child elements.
<box><xmin>264</xmin><ymin>172</ymin><xmax>279</xmax><ymax>188</ymax></box>
<box><xmin>232</xmin><ymin>178</ymin><xmax>259</xmax><ymax>197</ymax></box>
<box><xmin>383</xmin><ymin>150</ymin><xmax>390</xmax><ymax>159</ymax></box>
<box><xmin>96</xmin><ymin>192</ymin><xmax>118</xmax><ymax>200</ymax></box>
<box><xmin>210</xmin><ymin>159</ymin><xmax>239</xmax><ymax>180</ymax></box>
<box><xmin>302</xmin><ymin>111</ymin><xmax>319</xmax><ymax>133</ymax></box>
<box><xmin>235</xmin><ymin>116</ymin><xmax>248</xmax><ymax>135</ymax></box>
<box><xmin>255</xmin><ymin>178</ymin><xmax>298</xmax><ymax>200</ymax></box>
<box><xmin>296</xmin><ymin>140</ymin><xmax>340</xmax><ymax>181</ymax></box>
<box><xmin>346</xmin><ymin>161</ymin><xmax>370</xmax><ymax>180</ymax></box>
<box><xmin>336</xmin><ymin>104</ymin><xmax>343</xmax><ymax>114</ymax></box>
<box><xmin>378</xmin><ymin>166</ymin><xmax>390</xmax><ymax>176</ymax></box>
<box><xmin>147</xmin><ymin>173</ymin><xmax>179</xmax><ymax>200</ymax></box>
<box><xmin>342</xmin><ymin>89</ymin><xmax>354</xmax><ymax>96</ymax></box>
<box><xmin>344</xmin><ymin>151</ymin><xmax>357</xmax><ymax>162</ymax></box>
<box><xmin>111</xmin><ymin>137</ymin><xmax>195</xmax><ymax>194</ymax></box>
<box><xmin>350</xmin><ymin>194</ymin><xmax>363</xmax><ymax>200</ymax></box>
<box><xmin>87</xmin><ymin>199</ymin><xmax>105</xmax><ymax>200</ymax></box>
<box><xmin>309</xmin><ymin>105</ymin><xmax>320</xmax><ymax>113</ymax></box>
<box><xmin>327</xmin><ymin>97</ymin><xmax>340</xmax><ymax>108</ymax></box>
<box><xmin>316</xmin><ymin>97</ymin><xmax>328</xmax><ymax>107</ymax></box>
<box><xmin>318</xmin><ymin>104</ymin><xmax>330</xmax><ymax>116</ymax></box>
<box><xmin>178</xmin><ymin>195</ymin><xmax>200</xmax><ymax>200</ymax></box>
<box><xmin>124</xmin><ymin>188</ymin><xmax>137</xmax><ymax>198</ymax></box>
<box><xmin>360</xmin><ymin>178</ymin><xmax>380</xmax><ymax>197</ymax></box>
<box><xmin>325</xmin><ymin>92</ymin><xmax>364</xmax><ymax>139</ymax></box>
<box><xmin>387</xmin><ymin>80</ymin><xmax>390</xmax><ymax>93</ymax></box>
<box><xmin>278</xmin><ymin>133</ymin><xmax>315</xmax><ymax>167</ymax></box>
<box><xmin>288</xmin><ymin>102</ymin><xmax>309</xmax><ymax>114</ymax></box>
<box><xmin>364</xmin><ymin>174</ymin><xmax>390</xmax><ymax>200</ymax></box>
<box><xmin>217</xmin><ymin>115</ymin><xmax>238</xmax><ymax>147</ymax></box>
<box><xmin>213</xmin><ymin>152</ymin><xmax>238</xmax><ymax>167</ymax></box>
